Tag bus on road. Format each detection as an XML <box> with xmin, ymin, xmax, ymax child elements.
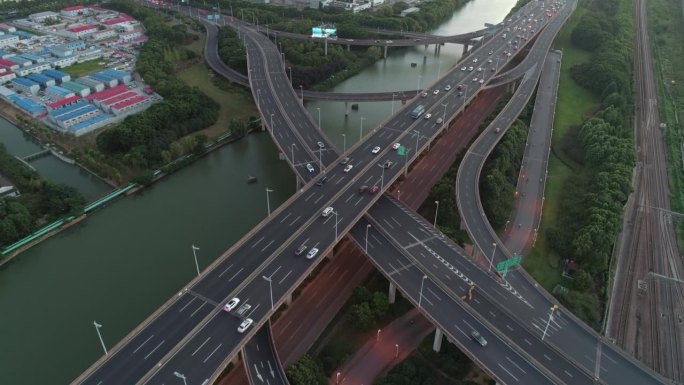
<box><xmin>410</xmin><ymin>105</ymin><xmax>425</xmax><ymax>118</ymax></box>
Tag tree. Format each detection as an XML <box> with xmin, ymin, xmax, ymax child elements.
<box><xmin>286</xmin><ymin>355</ymin><xmax>325</xmax><ymax>385</ymax></box>
<box><xmin>349</xmin><ymin>302</ymin><xmax>375</xmax><ymax>329</ymax></box>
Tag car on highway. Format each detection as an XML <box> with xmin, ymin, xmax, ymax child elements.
<box><xmin>472</xmin><ymin>58</ymin><xmax>478</xmax><ymax>63</ymax></box>
<box><xmin>479</xmin><ymin>79</ymin><xmax>484</xmax><ymax>84</ymax></box>
<box><xmin>488</xmin><ymin>50</ymin><xmax>494</xmax><ymax>55</ymax></box>
<box><xmin>236</xmin><ymin>303</ymin><xmax>251</xmax><ymax>317</ymax></box>
<box><xmin>468</xmin><ymin>66</ymin><xmax>474</xmax><ymax>71</ymax></box>
<box><xmin>317</xmin><ymin>141</ymin><xmax>325</xmax><ymax>149</ymax></box>
<box><xmin>383</xmin><ymin>160</ymin><xmax>394</xmax><ymax>169</ymax></box>
<box><xmin>424</xmin><ymin>113</ymin><xmax>432</xmax><ymax>119</ymax></box>
<box><xmin>460</xmin><ymin>66</ymin><xmax>467</xmax><ymax>71</ymax></box>
<box><xmin>322</xmin><ymin>207</ymin><xmax>334</xmax><ymax>217</ymax></box>
<box><xmin>477</xmin><ymin>67</ymin><xmax>482</xmax><ymax>72</ymax></box>
<box><xmin>347</xmin><ymin>39</ymin><xmax>354</xmax><ymax>42</ymax></box>
<box><xmin>471</xmin><ymin>331</ymin><xmax>487</xmax><ymax>346</ymax></box>
<box><xmin>472</xmin><ymin>77</ymin><xmax>478</xmax><ymax>82</ymax></box>
<box><xmin>491</xmin><ymin>67</ymin><xmax>496</xmax><ymax>72</ymax></box>
<box><xmin>223</xmin><ymin>298</ymin><xmax>240</xmax><ymax>312</ymax></box>
<box><xmin>495</xmin><ymin>127</ymin><xmax>501</xmax><ymax>133</ymax></box>
<box><xmin>488</xmin><ymin>59</ymin><xmax>493</xmax><ymax>63</ymax></box>
<box><xmin>344</xmin><ymin>164</ymin><xmax>353</xmax><ymax>172</ymax></box>
<box><xmin>444</xmin><ymin>85</ymin><xmax>451</xmax><ymax>91</ymax></box>
<box><xmin>457</xmin><ymin>84</ymin><xmax>463</xmax><ymax>90</ymax></box>
<box><xmin>316</xmin><ymin>176</ymin><xmax>328</xmax><ymax>186</ymax></box>
<box><xmin>306</xmin><ymin>247</ymin><xmax>319</xmax><ymax>260</ymax></box>
<box><xmin>369</xmin><ymin>185</ymin><xmax>379</xmax><ymax>195</ymax></box>
<box><xmin>341</xmin><ymin>157</ymin><xmax>351</xmax><ymax>165</ymax></box>
<box><xmin>238</xmin><ymin>318</ymin><xmax>253</xmax><ymax>333</ymax></box>
<box><xmin>294</xmin><ymin>244</ymin><xmax>307</xmax><ymax>255</ymax></box>
<box><xmin>386</xmin><ymin>40</ymin><xmax>393</xmax><ymax>44</ymax></box>
<box><xmin>414</xmin><ymin>38</ymin><xmax>421</xmax><ymax>42</ymax></box>
<box><xmin>372</xmin><ymin>146</ymin><xmax>381</xmax><ymax>154</ymax></box>
<box><xmin>306</xmin><ymin>163</ymin><xmax>314</xmax><ymax>172</ymax></box>
<box><xmin>433</xmin><ymin>89</ymin><xmax>439</xmax><ymax>95</ymax></box>
<box><xmin>436</xmin><ymin>118</ymin><xmax>443</xmax><ymax>124</ymax></box>
<box><xmin>421</xmin><ymin>91</ymin><xmax>428</xmax><ymax>97</ymax></box>
<box><xmin>392</xmin><ymin>143</ymin><xmax>401</xmax><ymax>150</ymax></box>
<box><xmin>359</xmin><ymin>185</ymin><xmax>369</xmax><ymax>194</ymax></box>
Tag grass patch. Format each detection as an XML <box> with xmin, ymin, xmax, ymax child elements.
<box><xmin>176</xmin><ymin>29</ymin><xmax>257</xmax><ymax>139</ymax></box>
<box><xmin>523</xmin><ymin>0</ymin><xmax>598</xmax><ymax>289</ymax></box>
<box><xmin>60</xmin><ymin>60</ymin><xmax>106</xmax><ymax>78</ymax></box>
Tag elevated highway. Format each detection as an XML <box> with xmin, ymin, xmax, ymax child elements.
<box><xmin>73</xmin><ymin>1</ymin><xmax>664</xmax><ymax>384</ymax></box>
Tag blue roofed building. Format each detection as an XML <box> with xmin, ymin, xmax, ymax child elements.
<box><xmin>45</xmin><ymin>85</ymin><xmax>76</xmax><ymax>100</ymax></box>
<box><xmin>13</xmin><ymin>96</ymin><xmax>45</xmax><ymax>117</ymax></box>
<box><xmin>42</xmin><ymin>69</ymin><xmax>71</xmax><ymax>83</ymax></box>
<box><xmin>0</xmin><ymin>50</ymin><xmax>15</xmax><ymax>60</ymax></box>
<box><xmin>101</xmin><ymin>68</ymin><xmax>132</xmax><ymax>84</ymax></box>
<box><xmin>49</xmin><ymin>103</ymin><xmax>101</xmax><ymax>130</ymax></box>
<box><xmin>26</xmin><ymin>73</ymin><xmax>55</xmax><ymax>88</ymax></box>
<box><xmin>89</xmin><ymin>73</ymin><xmax>118</xmax><ymax>88</ymax></box>
<box><xmin>11</xmin><ymin>77</ymin><xmax>39</xmax><ymax>94</ymax></box>
<box><xmin>47</xmin><ymin>55</ymin><xmax>78</xmax><ymax>69</ymax></box>
<box><xmin>60</xmin><ymin>81</ymin><xmax>90</xmax><ymax>97</ymax></box>
<box><xmin>68</xmin><ymin>114</ymin><xmax>111</xmax><ymax>136</ymax></box>
<box><xmin>14</xmin><ymin>62</ymin><xmax>51</xmax><ymax>77</ymax></box>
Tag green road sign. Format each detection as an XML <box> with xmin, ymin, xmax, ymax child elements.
<box><xmin>496</xmin><ymin>255</ymin><xmax>522</xmax><ymax>272</ymax></box>
<box><xmin>397</xmin><ymin>146</ymin><xmax>406</xmax><ymax>156</ymax></box>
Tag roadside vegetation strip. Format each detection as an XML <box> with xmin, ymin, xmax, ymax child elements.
<box><xmin>646</xmin><ymin>0</ymin><xmax>684</xmax><ymax>246</ymax></box>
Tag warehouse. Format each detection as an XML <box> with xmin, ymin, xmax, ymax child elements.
<box><xmin>87</xmin><ymin>84</ymin><xmax>127</xmax><ymax>106</ymax></box>
<box><xmin>45</xmin><ymin>85</ymin><xmax>76</xmax><ymax>100</ymax></box>
<box><xmin>75</xmin><ymin>77</ymin><xmax>105</xmax><ymax>93</ymax></box>
<box><xmin>0</xmin><ymin>69</ymin><xmax>16</xmax><ymax>84</ymax></box>
<box><xmin>61</xmin><ymin>81</ymin><xmax>91</xmax><ymax>97</ymax></box>
<box><xmin>89</xmin><ymin>73</ymin><xmax>118</xmax><ymax>88</ymax></box>
<box><xmin>15</xmin><ymin>63</ymin><xmax>51</xmax><ymax>77</ymax></box>
<box><xmin>17</xmin><ymin>53</ymin><xmax>45</xmax><ymax>64</ymax></box>
<box><xmin>111</xmin><ymin>95</ymin><xmax>149</xmax><ymax>115</ymax></box>
<box><xmin>11</xmin><ymin>77</ymin><xmax>39</xmax><ymax>95</ymax></box>
<box><xmin>0</xmin><ymin>58</ymin><xmax>19</xmax><ymax>71</ymax></box>
<box><xmin>43</xmin><ymin>69</ymin><xmax>71</xmax><ymax>84</ymax></box>
<box><xmin>51</xmin><ymin>104</ymin><xmax>101</xmax><ymax>129</ymax></box>
<box><xmin>26</xmin><ymin>73</ymin><xmax>55</xmax><ymax>88</ymax></box>
<box><xmin>46</xmin><ymin>95</ymin><xmax>81</xmax><ymax>111</ymax></box>
<box><xmin>67</xmin><ymin>25</ymin><xmax>97</xmax><ymax>39</ymax></box>
<box><xmin>12</xmin><ymin>96</ymin><xmax>45</xmax><ymax>117</ymax></box>
<box><xmin>47</xmin><ymin>55</ymin><xmax>78</xmax><ymax>68</ymax></box>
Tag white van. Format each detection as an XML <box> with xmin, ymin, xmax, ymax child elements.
<box><xmin>322</xmin><ymin>207</ymin><xmax>334</xmax><ymax>217</ymax></box>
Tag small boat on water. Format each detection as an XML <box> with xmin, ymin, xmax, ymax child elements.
<box><xmin>351</xmin><ymin>104</ymin><xmax>359</xmax><ymax>110</ymax></box>
<box><xmin>410</xmin><ymin>62</ymin><xmax>417</xmax><ymax>67</ymax></box>
<box><xmin>247</xmin><ymin>175</ymin><xmax>258</xmax><ymax>184</ymax></box>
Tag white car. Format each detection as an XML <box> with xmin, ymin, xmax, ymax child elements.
<box><xmin>433</xmin><ymin>89</ymin><xmax>439</xmax><ymax>95</ymax></box>
<box><xmin>371</xmin><ymin>146</ymin><xmax>381</xmax><ymax>154</ymax></box>
<box><xmin>472</xmin><ymin>77</ymin><xmax>479</xmax><ymax>82</ymax></box>
<box><xmin>344</xmin><ymin>164</ymin><xmax>353</xmax><ymax>172</ymax></box>
<box><xmin>306</xmin><ymin>247</ymin><xmax>319</xmax><ymax>260</ymax></box>
<box><xmin>424</xmin><ymin>113</ymin><xmax>432</xmax><ymax>119</ymax></box>
<box><xmin>306</xmin><ymin>163</ymin><xmax>315</xmax><ymax>172</ymax></box>
<box><xmin>392</xmin><ymin>143</ymin><xmax>401</xmax><ymax>150</ymax></box>
<box><xmin>223</xmin><ymin>298</ymin><xmax>240</xmax><ymax>312</ymax></box>
<box><xmin>238</xmin><ymin>318</ymin><xmax>253</xmax><ymax>333</ymax></box>
<box><xmin>461</xmin><ymin>66</ymin><xmax>467</xmax><ymax>71</ymax></box>
<box><xmin>477</xmin><ymin>67</ymin><xmax>482</xmax><ymax>72</ymax></box>
<box><xmin>479</xmin><ymin>79</ymin><xmax>484</xmax><ymax>84</ymax></box>
<box><xmin>444</xmin><ymin>85</ymin><xmax>451</xmax><ymax>91</ymax></box>
<box><xmin>468</xmin><ymin>66</ymin><xmax>474</xmax><ymax>71</ymax></box>
<box><xmin>472</xmin><ymin>58</ymin><xmax>478</xmax><ymax>63</ymax></box>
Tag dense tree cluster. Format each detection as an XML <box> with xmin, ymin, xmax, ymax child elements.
<box><xmin>286</xmin><ymin>354</ymin><xmax>327</xmax><ymax>385</ymax></box>
<box><xmin>217</xmin><ymin>28</ymin><xmax>247</xmax><ymax>73</ymax></box>
<box><xmin>95</xmin><ymin>2</ymin><xmax>218</xmax><ymax>170</ymax></box>
<box><xmin>348</xmin><ymin>286</ymin><xmax>390</xmax><ymax>330</ymax></box>
<box><xmin>0</xmin><ymin>144</ymin><xmax>84</xmax><ymax>247</ymax></box>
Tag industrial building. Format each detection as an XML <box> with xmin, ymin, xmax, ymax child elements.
<box><xmin>89</xmin><ymin>73</ymin><xmax>118</xmax><ymax>88</ymax></box>
<box><xmin>67</xmin><ymin>114</ymin><xmax>111</xmax><ymax>135</ymax></box>
<box><xmin>100</xmin><ymin>90</ymin><xmax>137</xmax><ymax>112</ymax></box>
<box><xmin>61</xmin><ymin>6</ymin><xmax>92</xmax><ymax>17</ymax></box>
<box><xmin>48</xmin><ymin>55</ymin><xmax>78</xmax><ymax>68</ymax></box>
<box><xmin>67</xmin><ymin>25</ymin><xmax>98</xmax><ymax>39</ymax></box>
<box><xmin>0</xmin><ymin>23</ymin><xmax>16</xmax><ymax>33</ymax></box>
<box><xmin>0</xmin><ymin>50</ymin><xmax>14</xmax><ymax>60</ymax></box>
<box><xmin>0</xmin><ymin>35</ymin><xmax>19</xmax><ymax>48</ymax></box>
<box><xmin>11</xmin><ymin>77</ymin><xmax>39</xmax><ymax>95</ymax></box>
<box><xmin>87</xmin><ymin>84</ymin><xmax>127</xmax><ymax>106</ymax></box>
<box><xmin>61</xmin><ymin>81</ymin><xmax>91</xmax><ymax>97</ymax></box>
<box><xmin>46</xmin><ymin>95</ymin><xmax>81</xmax><ymax>111</ymax></box>
<box><xmin>77</xmin><ymin>47</ymin><xmax>104</xmax><ymax>62</ymax></box>
<box><xmin>43</xmin><ymin>69</ymin><xmax>71</xmax><ymax>84</ymax></box>
<box><xmin>111</xmin><ymin>95</ymin><xmax>149</xmax><ymax>115</ymax></box>
<box><xmin>0</xmin><ymin>69</ymin><xmax>16</xmax><ymax>84</ymax></box>
<box><xmin>26</xmin><ymin>73</ymin><xmax>56</xmax><ymax>88</ymax></box>
<box><xmin>90</xmin><ymin>29</ymin><xmax>117</xmax><ymax>41</ymax></box>
<box><xmin>0</xmin><ymin>85</ymin><xmax>15</xmax><ymax>100</ymax></box>
<box><xmin>45</xmin><ymin>85</ymin><xmax>76</xmax><ymax>100</ymax></box>
<box><xmin>75</xmin><ymin>77</ymin><xmax>105</xmax><ymax>93</ymax></box>
<box><xmin>49</xmin><ymin>101</ymin><xmax>101</xmax><ymax>129</ymax></box>
<box><xmin>0</xmin><ymin>59</ymin><xmax>19</xmax><ymax>71</ymax></box>
<box><xmin>28</xmin><ymin>11</ymin><xmax>60</xmax><ymax>23</ymax></box>
<box><xmin>100</xmin><ymin>68</ymin><xmax>131</xmax><ymax>84</ymax></box>
<box><xmin>15</xmin><ymin>63</ymin><xmax>51</xmax><ymax>77</ymax></box>
<box><xmin>16</xmin><ymin>53</ymin><xmax>45</xmax><ymax>64</ymax></box>
<box><xmin>7</xmin><ymin>56</ymin><xmax>30</xmax><ymax>67</ymax></box>
<box><xmin>9</xmin><ymin>95</ymin><xmax>45</xmax><ymax>116</ymax></box>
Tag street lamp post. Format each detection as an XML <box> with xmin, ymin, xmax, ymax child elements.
<box><xmin>191</xmin><ymin>244</ymin><xmax>201</xmax><ymax>276</ymax></box>
<box><xmin>488</xmin><ymin>242</ymin><xmax>497</xmax><ymax>272</ymax></box>
<box><xmin>541</xmin><ymin>305</ymin><xmax>559</xmax><ymax>340</ymax></box>
<box><xmin>317</xmin><ymin>107</ymin><xmax>321</xmax><ymax>130</ymax></box>
<box><xmin>262</xmin><ymin>274</ymin><xmax>274</xmax><ymax>310</ymax></box>
<box><xmin>299</xmin><ymin>85</ymin><xmax>303</xmax><ymax>101</ymax></box>
<box><xmin>270</xmin><ymin>113</ymin><xmax>274</xmax><ymax>135</ymax></box>
<box><xmin>365</xmin><ymin>224</ymin><xmax>371</xmax><ymax>252</ymax></box>
<box><xmin>416</xmin><ymin>75</ymin><xmax>422</xmax><ymax>96</ymax></box>
<box><xmin>336</xmin><ymin>372</ymin><xmax>341</xmax><ymax>384</ymax></box>
<box><xmin>173</xmin><ymin>371</ymin><xmax>188</xmax><ymax>385</ymax></box>
<box><xmin>391</xmin><ymin>93</ymin><xmax>397</xmax><ymax>115</ymax></box>
<box><xmin>290</xmin><ymin>143</ymin><xmax>295</xmax><ymax>165</ymax></box>
<box><xmin>433</xmin><ymin>200</ymin><xmax>439</xmax><ymax>227</ymax></box>
<box><xmin>265</xmin><ymin>188</ymin><xmax>273</xmax><ymax>216</ymax></box>
<box><xmin>377</xmin><ymin>329</ymin><xmax>381</xmax><ymax>341</ymax></box>
<box><xmin>414</xmin><ymin>130</ymin><xmax>420</xmax><ymax>153</ymax></box>
<box><xmin>418</xmin><ymin>275</ymin><xmax>428</xmax><ymax>308</ymax></box>
<box><xmin>397</xmin><ymin>190</ymin><xmax>400</xmax><ymax>200</ymax></box>
<box><xmin>359</xmin><ymin>116</ymin><xmax>366</xmax><ymax>140</ymax></box>
<box><xmin>395</xmin><ymin>344</ymin><xmax>399</xmax><ymax>358</ymax></box>
<box><xmin>441</xmin><ymin>103</ymin><xmax>448</xmax><ymax>130</ymax></box>
<box><xmin>93</xmin><ymin>321</ymin><xmax>107</xmax><ymax>355</ymax></box>
<box><xmin>342</xmin><ymin>133</ymin><xmax>346</xmax><ymax>153</ymax></box>
<box><xmin>318</xmin><ymin>148</ymin><xmax>323</xmax><ymax>172</ymax></box>
<box><xmin>288</xmin><ymin>66</ymin><xmax>292</xmax><ymax>84</ymax></box>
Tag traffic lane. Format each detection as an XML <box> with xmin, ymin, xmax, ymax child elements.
<box><xmin>358</xmin><ymin>218</ymin><xmax>595</xmax><ymax>384</ymax></box>
<box><xmin>82</xmin><ymin>294</ymin><xmax>215</xmax><ymax>385</ymax></box>
<box><xmin>243</xmin><ymin>324</ymin><xmax>288</xmax><ymax>385</ymax></box>
<box><xmin>348</xmin><ymin>219</ymin><xmax>557</xmax><ymax>385</ymax></box>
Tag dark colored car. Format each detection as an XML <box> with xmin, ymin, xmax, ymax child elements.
<box><xmin>359</xmin><ymin>185</ymin><xmax>369</xmax><ymax>194</ymax></box>
<box><xmin>315</xmin><ymin>176</ymin><xmax>328</xmax><ymax>186</ymax></box>
<box><xmin>294</xmin><ymin>244</ymin><xmax>307</xmax><ymax>255</ymax></box>
<box><xmin>369</xmin><ymin>186</ymin><xmax>379</xmax><ymax>195</ymax></box>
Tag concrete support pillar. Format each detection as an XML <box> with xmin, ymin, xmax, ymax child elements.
<box><xmin>388</xmin><ymin>282</ymin><xmax>397</xmax><ymax>304</ymax></box>
<box><xmin>433</xmin><ymin>328</ymin><xmax>444</xmax><ymax>352</ymax></box>
<box><xmin>284</xmin><ymin>293</ymin><xmax>293</xmax><ymax>306</ymax></box>
<box><xmin>462</xmin><ymin>43</ymin><xmax>469</xmax><ymax>56</ymax></box>
<box><xmin>347</xmin><ymin>44</ymin><xmax>350</xmax><ymax>52</ymax></box>
<box><xmin>434</xmin><ymin>44</ymin><xmax>438</xmax><ymax>55</ymax></box>
<box><xmin>345</xmin><ymin>101</ymin><xmax>351</xmax><ymax>116</ymax></box>
<box><xmin>401</xmin><ymin>99</ymin><xmax>407</xmax><ymax>106</ymax></box>
<box><xmin>324</xmin><ymin>39</ymin><xmax>328</xmax><ymax>57</ymax></box>
<box><xmin>424</xmin><ymin>44</ymin><xmax>428</xmax><ymax>57</ymax></box>
<box><xmin>231</xmin><ymin>354</ymin><xmax>240</xmax><ymax>365</ymax></box>
<box><xmin>383</xmin><ymin>45</ymin><xmax>388</xmax><ymax>59</ymax></box>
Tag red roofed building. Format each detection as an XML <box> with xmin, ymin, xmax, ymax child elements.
<box><xmin>67</xmin><ymin>24</ymin><xmax>97</xmax><ymax>38</ymax></box>
<box><xmin>102</xmin><ymin>15</ymin><xmax>134</xmax><ymax>26</ymax></box>
<box><xmin>0</xmin><ymin>69</ymin><xmax>15</xmax><ymax>84</ymax></box>
<box><xmin>47</xmin><ymin>96</ymin><xmax>81</xmax><ymax>111</ymax></box>
<box><xmin>0</xmin><ymin>59</ymin><xmax>19</xmax><ymax>71</ymax></box>
<box><xmin>111</xmin><ymin>95</ymin><xmax>149</xmax><ymax>115</ymax></box>
<box><xmin>102</xmin><ymin>91</ymin><xmax>137</xmax><ymax>106</ymax></box>
<box><xmin>61</xmin><ymin>6</ymin><xmax>91</xmax><ymax>17</ymax></box>
<box><xmin>87</xmin><ymin>84</ymin><xmax>128</xmax><ymax>105</ymax></box>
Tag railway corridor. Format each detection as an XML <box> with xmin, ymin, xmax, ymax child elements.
<box><xmin>607</xmin><ymin>0</ymin><xmax>684</xmax><ymax>381</ymax></box>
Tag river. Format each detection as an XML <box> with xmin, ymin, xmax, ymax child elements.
<box><xmin>0</xmin><ymin>1</ymin><xmax>515</xmax><ymax>383</ymax></box>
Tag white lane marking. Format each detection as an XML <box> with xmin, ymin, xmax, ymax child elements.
<box><xmin>506</xmin><ymin>356</ymin><xmax>528</xmax><ymax>374</ymax></box>
<box><xmin>229</xmin><ymin>267</ymin><xmax>244</xmax><ymax>282</ymax></box>
<box><xmin>218</xmin><ymin>264</ymin><xmax>234</xmax><ymax>278</ymax></box>
<box><xmin>489</xmin><ymin>311</ymin><xmax>496</xmax><ymax>317</ymax></box>
<box><xmin>505</xmin><ymin>324</ymin><xmax>514</xmax><ymax>331</ymax></box>
<box><xmin>190</xmin><ymin>302</ymin><xmax>206</xmax><ymax>318</ymax></box>
<box><xmin>564</xmin><ymin>370</ymin><xmax>573</xmax><ymax>378</ymax></box>
<box><xmin>279</xmin><ymin>212</ymin><xmax>292</xmax><ymax>223</ymax></box>
<box><xmin>251</xmin><ymin>236</ymin><xmax>265</xmax><ymax>248</ymax></box>
<box><xmin>179</xmin><ymin>297</ymin><xmax>197</xmax><ymax>312</ymax></box>
<box><xmin>144</xmin><ymin>340</ymin><xmax>165</xmax><ymax>360</ymax></box>
<box><xmin>191</xmin><ymin>337</ymin><xmax>211</xmax><ymax>356</ymax></box>
<box><xmin>278</xmin><ymin>270</ymin><xmax>292</xmax><ymax>285</ymax></box>
<box><xmin>453</xmin><ymin>324</ymin><xmax>468</xmax><ymax>338</ymax></box>
<box><xmin>203</xmin><ymin>343</ymin><xmax>223</xmax><ymax>363</ymax></box>
<box><xmin>261</xmin><ymin>240</ymin><xmax>274</xmax><ymax>252</ymax></box>
<box><xmin>497</xmin><ymin>363</ymin><xmax>519</xmax><ymax>382</ymax></box>
<box><xmin>523</xmin><ymin>338</ymin><xmax>532</xmax><ymax>346</ymax></box>
<box><xmin>543</xmin><ymin>354</ymin><xmax>551</xmax><ymax>361</ymax></box>
<box><xmin>314</xmin><ymin>194</ymin><xmax>325</xmax><ymax>204</ymax></box>
<box><xmin>426</xmin><ymin>287</ymin><xmax>441</xmax><ymax>301</ymax></box>
<box><xmin>133</xmin><ymin>335</ymin><xmax>154</xmax><ymax>354</ymax></box>
<box><xmin>289</xmin><ymin>216</ymin><xmax>301</xmax><ymax>226</ymax></box>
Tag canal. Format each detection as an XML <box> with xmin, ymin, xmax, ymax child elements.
<box><xmin>0</xmin><ymin>1</ymin><xmax>516</xmax><ymax>383</ymax></box>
